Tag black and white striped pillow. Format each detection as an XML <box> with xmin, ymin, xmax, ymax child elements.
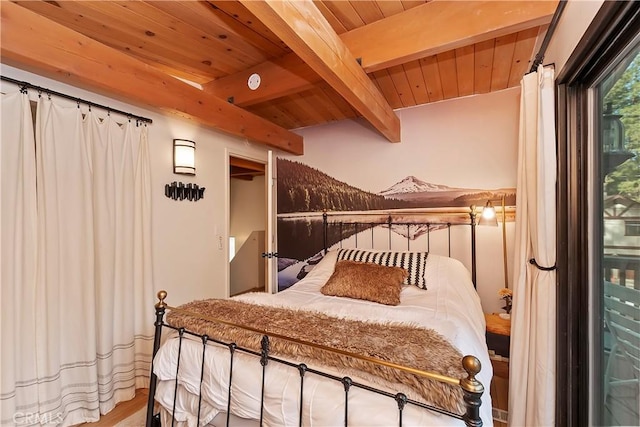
<box><xmin>336</xmin><ymin>249</ymin><xmax>429</xmax><ymax>289</ymax></box>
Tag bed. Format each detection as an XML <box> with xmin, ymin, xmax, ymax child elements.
<box><xmin>145</xmin><ymin>212</ymin><xmax>493</xmax><ymax>427</ymax></box>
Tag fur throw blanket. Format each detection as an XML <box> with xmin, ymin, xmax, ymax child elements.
<box><xmin>166</xmin><ymin>298</ymin><xmax>466</xmax><ymax>414</ymax></box>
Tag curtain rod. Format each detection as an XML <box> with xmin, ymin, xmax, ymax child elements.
<box><xmin>529</xmin><ymin>0</ymin><xmax>568</xmax><ymax>73</ymax></box>
<box><xmin>0</xmin><ymin>75</ymin><xmax>153</xmax><ymax>124</ymax></box>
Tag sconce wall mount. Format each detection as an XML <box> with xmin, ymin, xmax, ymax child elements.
<box><xmin>165</xmin><ymin>181</ymin><xmax>205</xmax><ymax>201</ymax></box>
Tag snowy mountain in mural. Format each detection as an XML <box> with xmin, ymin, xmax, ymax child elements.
<box><xmin>379</xmin><ymin>176</ymin><xmax>453</xmax><ymax>196</ymax></box>
<box><xmin>277</xmin><ymin>159</ymin><xmax>516</xmax><ymax>212</ymax></box>
<box><xmin>377</xmin><ymin>175</ymin><xmax>516</xmax><ymax>207</ymax></box>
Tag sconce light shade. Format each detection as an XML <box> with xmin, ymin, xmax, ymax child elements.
<box><xmin>478</xmin><ymin>200</ymin><xmax>498</xmax><ymax>226</ymax></box>
<box><xmin>173</xmin><ymin>139</ymin><xmax>195</xmax><ymax>175</ymax></box>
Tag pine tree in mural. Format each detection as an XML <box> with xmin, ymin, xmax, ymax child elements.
<box><xmin>276</xmin><ymin>158</ymin><xmax>515</xmax><ymax>213</ymax></box>
<box><xmin>276</xmin><ymin>158</ymin><xmax>416</xmax><ymax>213</ymax></box>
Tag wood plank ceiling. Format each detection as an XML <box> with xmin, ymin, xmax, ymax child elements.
<box><xmin>1</xmin><ymin>0</ymin><xmax>558</xmax><ymax>155</ymax></box>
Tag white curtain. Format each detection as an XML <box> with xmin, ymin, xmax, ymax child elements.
<box><xmin>1</xmin><ymin>91</ymin><xmax>39</xmax><ymax>425</ymax></box>
<box><xmin>1</xmin><ymin>91</ymin><xmax>153</xmax><ymax>426</ymax></box>
<box><xmin>86</xmin><ymin>108</ymin><xmax>154</xmax><ymax>414</ymax></box>
<box><xmin>509</xmin><ymin>65</ymin><xmax>557</xmax><ymax>426</ymax></box>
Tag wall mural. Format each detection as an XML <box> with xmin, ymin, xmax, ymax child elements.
<box><xmin>277</xmin><ymin>157</ymin><xmax>516</xmax><ymax>292</ymax></box>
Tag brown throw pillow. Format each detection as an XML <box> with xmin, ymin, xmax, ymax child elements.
<box><xmin>320</xmin><ymin>260</ymin><xmax>407</xmax><ymax>306</ymax></box>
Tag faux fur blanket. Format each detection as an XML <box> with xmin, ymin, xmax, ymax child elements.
<box><xmin>166</xmin><ymin>298</ymin><xmax>466</xmax><ymax>414</ymax></box>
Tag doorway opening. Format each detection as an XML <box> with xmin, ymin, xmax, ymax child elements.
<box><xmin>229</xmin><ymin>155</ymin><xmax>267</xmax><ymax>297</ymax></box>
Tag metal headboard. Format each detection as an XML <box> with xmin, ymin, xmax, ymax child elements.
<box><xmin>321</xmin><ymin>208</ymin><xmax>478</xmax><ymax>287</ymax></box>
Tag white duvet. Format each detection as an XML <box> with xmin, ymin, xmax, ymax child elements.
<box><xmin>152</xmin><ymin>252</ymin><xmax>494</xmax><ymax>427</ymax></box>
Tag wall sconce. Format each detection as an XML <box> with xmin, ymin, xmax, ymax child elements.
<box><xmin>479</xmin><ymin>195</ymin><xmax>509</xmax><ymax>289</ymax></box>
<box><xmin>173</xmin><ymin>139</ymin><xmax>195</xmax><ymax>175</ymax></box>
<box><xmin>479</xmin><ymin>200</ymin><xmax>498</xmax><ymax>226</ymax></box>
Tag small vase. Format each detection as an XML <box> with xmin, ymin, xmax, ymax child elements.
<box><xmin>498</xmin><ymin>313</ymin><xmax>511</xmax><ymax>320</ymax></box>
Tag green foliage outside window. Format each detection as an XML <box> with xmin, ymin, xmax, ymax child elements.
<box><xmin>603</xmin><ymin>53</ymin><xmax>640</xmax><ymax>199</ymax></box>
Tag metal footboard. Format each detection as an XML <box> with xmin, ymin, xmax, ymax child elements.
<box><xmin>145</xmin><ymin>291</ymin><xmax>485</xmax><ymax>427</ymax></box>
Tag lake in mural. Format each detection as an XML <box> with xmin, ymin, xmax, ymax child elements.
<box><xmin>276</xmin><ymin>158</ymin><xmax>516</xmax><ymax>291</ymax></box>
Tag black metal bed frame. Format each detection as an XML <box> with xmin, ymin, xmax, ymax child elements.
<box><xmin>146</xmin><ymin>209</ymin><xmax>484</xmax><ymax>427</ymax></box>
<box><xmin>320</xmin><ymin>209</ymin><xmax>478</xmax><ymax>287</ymax></box>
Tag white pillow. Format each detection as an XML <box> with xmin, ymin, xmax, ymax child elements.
<box><xmin>298</xmin><ymin>250</ymin><xmax>338</xmax><ymax>282</ymax></box>
<box><xmin>422</xmin><ymin>254</ymin><xmax>475</xmax><ymax>294</ymax></box>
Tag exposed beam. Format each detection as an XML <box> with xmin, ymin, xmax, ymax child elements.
<box><xmin>342</xmin><ymin>0</ymin><xmax>558</xmax><ymax>71</ymax></box>
<box><xmin>242</xmin><ymin>0</ymin><xmax>400</xmax><ymax>142</ymax></box>
<box><xmin>206</xmin><ymin>0</ymin><xmax>557</xmax><ymax>107</ymax></box>
<box><xmin>211</xmin><ymin>54</ymin><xmax>318</xmax><ymax>107</ymax></box>
<box><xmin>0</xmin><ymin>2</ymin><xmax>303</xmax><ymax>155</ymax></box>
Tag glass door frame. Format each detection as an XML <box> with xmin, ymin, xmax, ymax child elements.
<box><xmin>556</xmin><ymin>3</ymin><xmax>640</xmax><ymax>426</ymax></box>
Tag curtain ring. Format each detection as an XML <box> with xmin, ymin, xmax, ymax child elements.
<box><xmin>529</xmin><ymin>258</ymin><xmax>556</xmax><ymax>271</ymax></box>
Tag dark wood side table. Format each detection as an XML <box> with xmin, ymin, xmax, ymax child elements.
<box><xmin>484</xmin><ymin>313</ymin><xmax>511</xmax><ymax>379</ymax></box>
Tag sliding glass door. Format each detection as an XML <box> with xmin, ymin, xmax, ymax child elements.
<box><xmin>557</xmin><ymin>3</ymin><xmax>640</xmax><ymax>425</ymax></box>
<box><xmin>597</xmin><ymin>41</ymin><xmax>640</xmax><ymax>426</ymax></box>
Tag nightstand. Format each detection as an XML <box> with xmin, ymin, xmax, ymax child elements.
<box><xmin>484</xmin><ymin>313</ymin><xmax>511</xmax><ymax>379</ymax></box>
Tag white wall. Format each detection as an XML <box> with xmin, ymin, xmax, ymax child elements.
<box><xmin>0</xmin><ymin>64</ymin><xmax>276</xmax><ymax>306</ymax></box>
<box><xmin>290</xmin><ymin>88</ymin><xmax>521</xmax><ymax>313</ymax></box>
<box><xmin>290</xmin><ymin>88</ymin><xmax>519</xmax><ymax>194</ymax></box>
<box><xmin>544</xmin><ymin>0</ymin><xmax>605</xmax><ymax>75</ymax></box>
<box><xmin>230</xmin><ymin>175</ymin><xmax>266</xmax><ymax>252</ymax></box>
<box><xmin>229</xmin><ymin>176</ymin><xmax>267</xmax><ymax>295</ymax></box>
<box><xmin>230</xmin><ymin>230</ymin><xmax>266</xmax><ymax>295</ymax></box>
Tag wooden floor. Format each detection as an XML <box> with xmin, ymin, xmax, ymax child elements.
<box><xmin>231</xmin><ymin>286</ymin><xmax>265</xmax><ymax>297</ymax></box>
<box><xmin>77</xmin><ymin>389</ymin><xmax>148</xmax><ymax>427</ymax></box>
<box><xmin>491</xmin><ymin>372</ymin><xmax>509</xmax><ymax>427</ymax></box>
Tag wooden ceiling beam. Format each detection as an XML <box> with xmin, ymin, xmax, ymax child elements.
<box><xmin>242</xmin><ymin>0</ymin><xmax>400</xmax><ymax>142</ymax></box>
<box><xmin>342</xmin><ymin>0</ymin><xmax>558</xmax><ymax>71</ymax></box>
<box><xmin>206</xmin><ymin>0</ymin><xmax>557</xmax><ymax>106</ymax></box>
<box><xmin>0</xmin><ymin>2</ymin><xmax>303</xmax><ymax>155</ymax></box>
<box><xmin>210</xmin><ymin>54</ymin><xmax>319</xmax><ymax>107</ymax></box>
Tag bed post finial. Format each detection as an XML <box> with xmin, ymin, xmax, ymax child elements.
<box><xmin>156</xmin><ymin>290</ymin><xmax>167</xmax><ymax>309</ymax></box>
<box><xmin>461</xmin><ymin>355</ymin><xmax>484</xmax><ymax>427</ymax></box>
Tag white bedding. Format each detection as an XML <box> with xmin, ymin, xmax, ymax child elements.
<box><xmin>152</xmin><ymin>252</ymin><xmax>494</xmax><ymax>426</ymax></box>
